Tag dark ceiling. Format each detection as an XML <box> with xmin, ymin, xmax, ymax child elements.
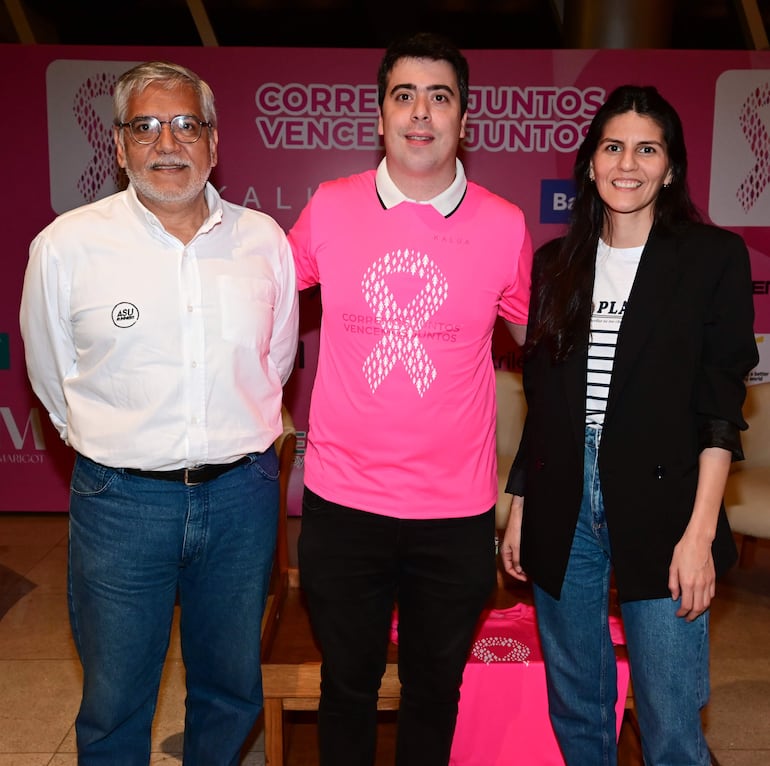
<box><xmin>1</xmin><ymin>0</ymin><xmax>769</xmax><ymax>50</ymax></box>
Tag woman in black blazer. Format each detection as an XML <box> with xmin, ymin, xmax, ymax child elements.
<box><xmin>501</xmin><ymin>85</ymin><xmax>758</xmax><ymax>766</ymax></box>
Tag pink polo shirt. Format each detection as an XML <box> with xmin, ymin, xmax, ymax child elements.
<box><xmin>289</xmin><ymin>166</ymin><xmax>532</xmax><ymax>518</ymax></box>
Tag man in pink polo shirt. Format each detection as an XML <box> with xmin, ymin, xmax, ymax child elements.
<box><xmin>288</xmin><ymin>32</ymin><xmax>533</xmax><ymax>766</ymax></box>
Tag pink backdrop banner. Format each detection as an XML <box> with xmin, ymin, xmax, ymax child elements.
<box><xmin>1</xmin><ymin>45</ymin><xmax>769</xmax><ymax>512</ymax></box>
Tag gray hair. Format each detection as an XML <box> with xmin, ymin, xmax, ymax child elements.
<box><xmin>113</xmin><ymin>61</ymin><xmax>217</xmax><ymax>127</ymax></box>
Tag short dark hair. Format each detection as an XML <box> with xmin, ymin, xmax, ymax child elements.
<box><xmin>377</xmin><ymin>32</ymin><xmax>469</xmax><ymax>116</ymax></box>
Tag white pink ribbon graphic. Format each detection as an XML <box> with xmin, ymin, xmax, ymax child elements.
<box><xmin>73</xmin><ymin>72</ymin><xmax>120</xmax><ymax>202</ymax></box>
<box><xmin>361</xmin><ymin>249</ymin><xmax>449</xmax><ymax>397</ymax></box>
<box><xmin>737</xmin><ymin>82</ymin><xmax>770</xmax><ymax>212</ymax></box>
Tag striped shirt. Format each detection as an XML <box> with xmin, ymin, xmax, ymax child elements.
<box><xmin>586</xmin><ymin>240</ymin><xmax>644</xmax><ymax>426</ymax></box>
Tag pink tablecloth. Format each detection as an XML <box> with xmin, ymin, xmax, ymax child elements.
<box><xmin>449</xmin><ymin>603</ymin><xmax>630</xmax><ymax>766</ymax></box>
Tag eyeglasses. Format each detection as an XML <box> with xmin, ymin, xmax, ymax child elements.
<box><xmin>115</xmin><ymin>115</ymin><xmax>213</xmax><ymax>144</ymax></box>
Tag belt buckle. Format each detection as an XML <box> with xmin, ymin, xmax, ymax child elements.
<box><xmin>183</xmin><ymin>468</ymin><xmax>202</xmax><ymax>487</ymax></box>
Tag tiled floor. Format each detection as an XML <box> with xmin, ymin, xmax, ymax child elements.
<box><xmin>0</xmin><ymin>511</ymin><xmax>768</xmax><ymax>765</ymax></box>
<box><xmin>0</xmin><ymin>512</ymin><xmax>265</xmax><ymax>765</ymax></box>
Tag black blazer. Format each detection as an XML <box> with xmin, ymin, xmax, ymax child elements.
<box><xmin>508</xmin><ymin>222</ymin><xmax>759</xmax><ymax>603</ymax></box>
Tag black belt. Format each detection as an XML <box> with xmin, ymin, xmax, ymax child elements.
<box><xmin>124</xmin><ymin>456</ymin><xmax>251</xmax><ymax>486</ymax></box>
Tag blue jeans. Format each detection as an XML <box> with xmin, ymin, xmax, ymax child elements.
<box><xmin>533</xmin><ymin>426</ymin><xmax>711</xmax><ymax>766</ymax></box>
<box><xmin>68</xmin><ymin>450</ymin><xmax>279</xmax><ymax>766</ymax></box>
<box><xmin>298</xmin><ymin>488</ymin><xmax>497</xmax><ymax>766</ymax></box>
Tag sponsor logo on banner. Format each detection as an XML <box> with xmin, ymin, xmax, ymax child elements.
<box><xmin>748</xmin><ymin>335</ymin><xmax>768</xmax><ymax>385</ymax></box>
<box><xmin>540</xmin><ymin>179</ymin><xmax>575</xmax><ymax>223</ymax></box>
<box><xmin>710</xmin><ymin>70</ymin><xmax>770</xmax><ymax>226</ymax></box>
<box><xmin>0</xmin><ymin>407</ymin><xmax>47</xmax><ymax>464</ymax></box>
<box><xmin>0</xmin><ymin>333</ymin><xmax>8</xmax><ymax>370</ymax></box>
<box><xmin>46</xmin><ymin>59</ymin><xmax>140</xmax><ymax>214</ymax></box>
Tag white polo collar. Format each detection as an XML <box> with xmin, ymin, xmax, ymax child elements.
<box><xmin>375</xmin><ymin>157</ymin><xmax>467</xmax><ymax>217</ymax></box>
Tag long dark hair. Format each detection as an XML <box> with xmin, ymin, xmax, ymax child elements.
<box><xmin>528</xmin><ymin>84</ymin><xmax>701</xmax><ymax>362</ymax></box>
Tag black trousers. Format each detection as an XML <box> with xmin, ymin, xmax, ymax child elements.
<box><xmin>298</xmin><ymin>487</ymin><xmax>497</xmax><ymax>766</ymax></box>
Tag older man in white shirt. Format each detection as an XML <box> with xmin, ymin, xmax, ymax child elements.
<box><xmin>19</xmin><ymin>61</ymin><xmax>298</xmax><ymax>766</ymax></box>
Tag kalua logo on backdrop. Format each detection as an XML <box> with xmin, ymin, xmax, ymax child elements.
<box><xmin>46</xmin><ymin>60</ymin><xmax>140</xmax><ymax>215</ymax></box>
<box><xmin>710</xmin><ymin>70</ymin><xmax>770</xmax><ymax>227</ymax></box>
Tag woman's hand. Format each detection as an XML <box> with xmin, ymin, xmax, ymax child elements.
<box><xmin>668</xmin><ymin>533</ymin><xmax>716</xmax><ymax>621</ymax></box>
<box><xmin>668</xmin><ymin>446</ymin><xmax>731</xmax><ymax>620</ymax></box>
<box><xmin>501</xmin><ymin>495</ymin><xmax>528</xmax><ymax>581</ymax></box>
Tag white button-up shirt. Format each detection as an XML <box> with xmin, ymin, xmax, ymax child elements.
<box><xmin>20</xmin><ymin>183</ymin><xmax>298</xmax><ymax>470</ymax></box>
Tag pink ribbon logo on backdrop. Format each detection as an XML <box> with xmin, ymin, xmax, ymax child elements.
<box><xmin>73</xmin><ymin>72</ymin><xmax>120</xmax><ymax>203</ymax></box>
<box><xmin>361</xmin><ymin>249</ymin><xmax>449</xmax><ymax>397</ymax></box>
<box><xmin>737</xmin><ymin>82</ymin><xmax>770</xmax><ymax>212</ymax></box>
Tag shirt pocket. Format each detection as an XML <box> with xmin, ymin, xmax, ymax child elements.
<box><xmin>218</xmin><ymin>275</ymin><xmax>275</xmax><ymax>350</ymax></box>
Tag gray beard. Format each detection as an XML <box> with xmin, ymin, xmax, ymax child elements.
<box><xmin>125</xmin><ymin>165</ymin><xmax>210</xmax><ymax>208</ymax></box>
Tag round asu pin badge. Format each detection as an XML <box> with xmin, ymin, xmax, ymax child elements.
<box><xmin>112</xmin><ymin>302</ymin><xmax>139</xmax><ymax>328</ymax></box>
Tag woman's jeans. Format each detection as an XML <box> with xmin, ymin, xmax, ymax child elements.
<box><xmin>533</xmin><ymin>426</ymin><xmax>711</xmax><ymax>766</ymax></box>
<box><xmin>68</xmin><ymin>450</ymin><xmax>279</xmax><ymax>766</ymax></box>
<box><xmin>298</xmin><ymin>488</ymin><xmax>497</xmax><ymax>766</ymax></box>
